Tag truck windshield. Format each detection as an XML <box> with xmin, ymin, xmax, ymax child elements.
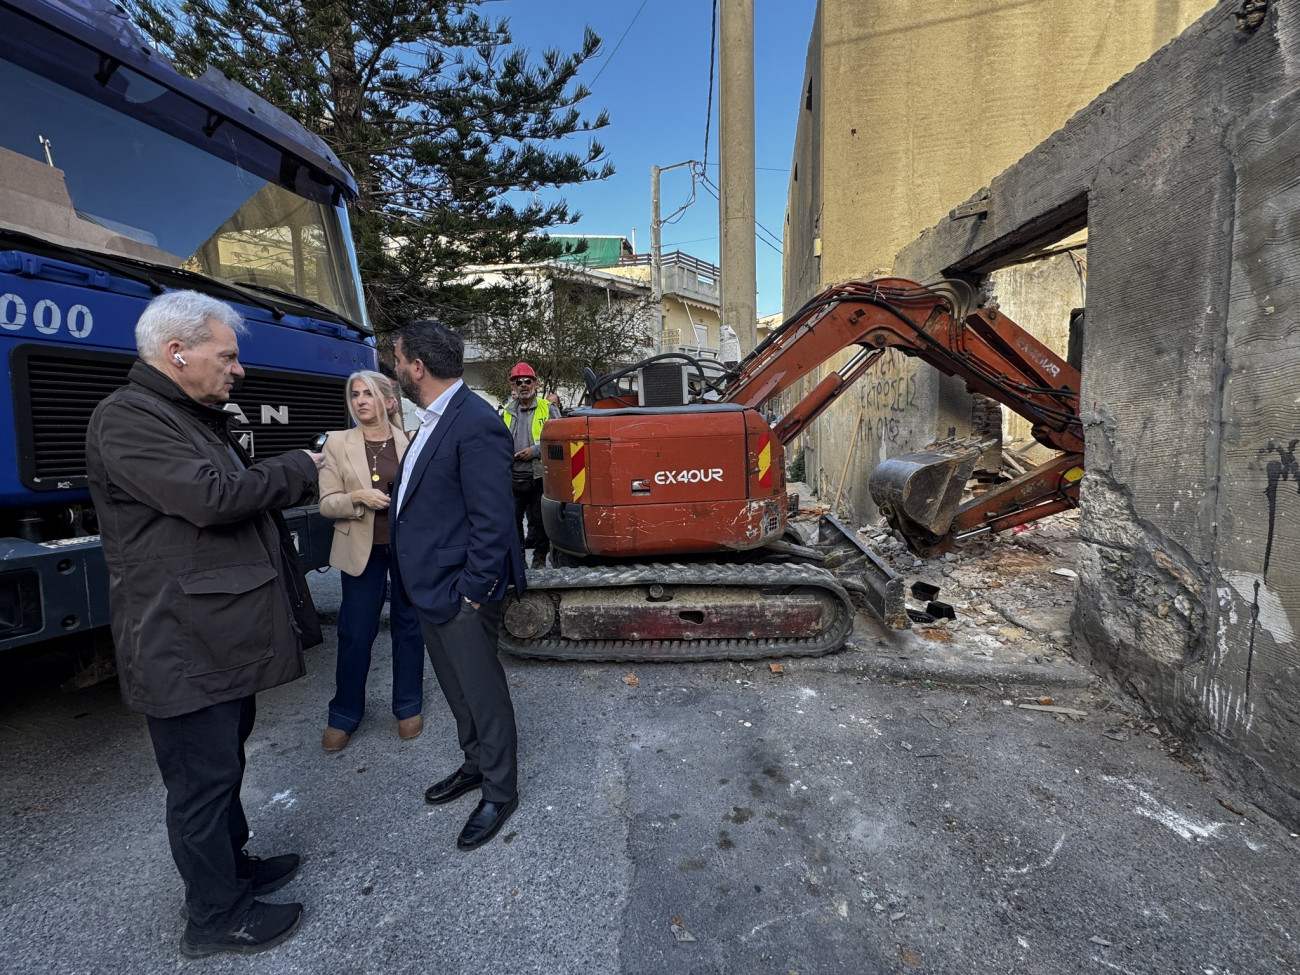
<box><xmin>0</xmin><ymin>52</ymin><xmax>367</xmax><ymax>327</ymax></box>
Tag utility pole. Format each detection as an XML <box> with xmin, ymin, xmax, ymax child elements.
<box><xmin>719</xmin><ymin>0</ymin><xmax>757</xmax><ymax>354</ymax></box>
<box><xmin>650</xmin><ymin>160</ymin><xmax>698</xmax><ymax>353</ymax></box>
<box><xmin>651</xmin><ymin>164</ymin><xmax>663</xmax><ymax>352</ymax></box>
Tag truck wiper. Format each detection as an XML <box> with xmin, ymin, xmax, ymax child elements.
<box><xmin>223</xmin><ymin>280</ymin><xmax>362</xmax><ymax>331</ymax></box>
<box><xmin>110</xmin><ymin>258</ymin><xmax>290</xmax><ymax>322</ymax></box>
<box><xmin>0</xmin><ymin>227</ymin><xmax>165</xmax><ymax>295</ymax></box>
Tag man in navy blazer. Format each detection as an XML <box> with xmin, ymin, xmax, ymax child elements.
<box><xmin>391</xmin><ymin>320</ymin><xmax>526</xmax><ymax>849</ymax></box>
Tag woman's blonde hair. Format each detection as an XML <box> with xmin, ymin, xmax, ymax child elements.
<box><xmin>345</xmin><ymin>370</ymin><xmax>399</xmax><ymax>424</ymax></box>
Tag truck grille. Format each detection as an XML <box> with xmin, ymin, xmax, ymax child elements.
<box><xmin>11</xmin><ymin>344</ymin><xmax>351</xmax><ymax>490</ymax></box>
<box><xmin>229</xmin><ymin>371</ymin><xmax>350</xmax><ymax>459</ymax></box>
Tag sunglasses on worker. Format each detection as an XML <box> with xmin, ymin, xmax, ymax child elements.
<box><xmin>512</xmin><ymin>377</ymin><xmax>534</xmax><ymax>385</ymax></box>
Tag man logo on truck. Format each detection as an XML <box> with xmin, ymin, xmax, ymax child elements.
<box><xmin>222</xmin><ymin>403</ymin><xmax>292</xmax><ymax>425</ymax></box>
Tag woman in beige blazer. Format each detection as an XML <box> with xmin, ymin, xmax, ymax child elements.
<box><xmin>317</xmin><ymin>370</ymin><xmax>424</xmax><ymax>752</ymax></box>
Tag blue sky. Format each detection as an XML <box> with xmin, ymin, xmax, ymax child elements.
<box><xmin>496</xmin><ymin>1</ymin><xmax>817</xmax><ymax>318</ymax></box>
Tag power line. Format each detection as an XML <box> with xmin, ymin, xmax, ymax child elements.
<box><xmin>755</xmin><ymin>232</ymin><xmax>783</xmax><ymax>255</ymax></box>
<box><xmin>699</xmin><ymin>175</ymin><xmax>782</xmax><ymax>254</ymax></box>
<box><xmin>706</xmin><ymin>162</ymin><xmax>791</xmax><ymax>173</ymax></box>
<box><xmin>589</xmin><ymin>0</ymin><xmax>651</xmax><ymax>87</ymax></box>
<box><xmin>662</xmin><ymin>161</ymin><xmax>706</xmax><ymax>227</ymax></box>
<box><xmin>701</xmin><ymin>0</ymin><xmax>718</xmax><ymax>171</ymax></box>
<box><xmin>754</xmin><ymin>216</ymin><xmax>784</xmax><ymax>252</ymax></box>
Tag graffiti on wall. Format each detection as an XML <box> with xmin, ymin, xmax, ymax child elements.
<box><xmin>860</xmin><ymin>353</ymin><xmax>919</xmax><ymax>444</ymax></box>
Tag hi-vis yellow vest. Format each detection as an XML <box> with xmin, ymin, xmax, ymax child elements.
<box><xmin>503</xmin><ymin>397</ymin><xmax>551</xmax><ymax>442</ymax></box>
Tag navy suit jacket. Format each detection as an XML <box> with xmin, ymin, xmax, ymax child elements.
<box><xmin>391</xmin><ymin>383</ymin><xmax>525</xmax><ymax>624</ymax></box>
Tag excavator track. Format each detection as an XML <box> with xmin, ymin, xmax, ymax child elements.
<box><xmin>499</xmin><ymin>562</ymin><xmax>856</xmax><ymax>662</ymax></box>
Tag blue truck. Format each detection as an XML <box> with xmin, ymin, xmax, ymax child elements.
<box><xmin>0</xmin><ymin>0</ymin><xmax>376</xmax><ymax>655</ymax></box>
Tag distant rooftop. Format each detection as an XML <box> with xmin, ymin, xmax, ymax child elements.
<box><xmin>549</xmin><ymin>235</ymin><xmax>635</xmax><ymax>268</ymax></box>
<box><xmin>539</xmin><ymin>235</ymin><xmax>720</xmax><ymax>295</ymax></box>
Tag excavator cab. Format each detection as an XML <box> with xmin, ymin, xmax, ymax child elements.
<box><xmin>581</xmin><ymin>354</ymin><xmax>732</xmax><ymax>410</ymax></box>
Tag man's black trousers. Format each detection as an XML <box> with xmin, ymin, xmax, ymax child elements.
<box><xmin>145</xmin><ymin>695</ymin><xmax>256</xmax><ymax>930</ymax></box>
<box><xmin>513</xmin><ymin>477</ymin><xmax>549</xmax><ymax>557</ymax></box>
<box><xmin>419</xmin><ymin>600</ymin><xmax>519</xmax><ymax>802</ymax></box>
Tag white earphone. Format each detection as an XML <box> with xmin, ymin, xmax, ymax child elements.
<box><xmin>173</xmin><ymin>352</ymin><xmax>187</xmax><ymax>365</ymax></box>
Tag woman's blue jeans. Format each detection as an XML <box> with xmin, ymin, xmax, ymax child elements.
<box><xmin>329</xmin><ymin>544</ymin><xmax>424</xmax><ymax>733</ymax></box>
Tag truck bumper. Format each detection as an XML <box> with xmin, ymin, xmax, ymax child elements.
<box><xmin>0</xmin><ymin>535</ymin><xmax>109</xmax><ymax>652</ymax></box>
<box><xmin>0</xmin><ymin>505</ymin><xmax>333</xmax><ymax>654</ymax></box>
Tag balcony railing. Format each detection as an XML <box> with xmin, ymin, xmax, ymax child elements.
<box><xmin>620</xmin><ymin>251</ymin><xmax>720</xmax><ymax>283</ymax></box>
<box><xmin>662</xmin><ymin>329</ymin><xmax>719</xmax><ymax>358</ymax></box>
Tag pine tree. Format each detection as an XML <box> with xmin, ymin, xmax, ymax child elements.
<box><xmin>129</xmin><ymin>0</ymin><xmax>614</xmax><ymax>333</ymax></box>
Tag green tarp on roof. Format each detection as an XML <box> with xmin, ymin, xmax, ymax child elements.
<box><xmin>549</xmin><ymin>236</ymin><xmax>628</xmax><ymax>267</ymax></box>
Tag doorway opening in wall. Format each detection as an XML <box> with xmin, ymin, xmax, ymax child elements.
<box><xmin>971</xmin><ymin>226</ymin><xmax>1086</xmax><ymax>492</ymax></box>
<box><xmin>851</xmin><ymin>211</ymin><xmax>1090</xmax><ymax>635</ymax></box>
<box><xmin>924</xmin><ymin>198</ymin><xmax>1087</xmax><ymax>564</ymax></box>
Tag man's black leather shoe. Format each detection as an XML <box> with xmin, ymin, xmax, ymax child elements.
<box><xmin>457</xmin><ymin>796</ymin><xmax>519</xmax><ymax>850</ymax></box>
<box><xmin>424</xmin><ymin>768</ymin><xmax>484</xmax><ymax>805</ymax></box>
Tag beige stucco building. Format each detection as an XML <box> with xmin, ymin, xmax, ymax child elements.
<box><xmin>783</xmin><ymin>0</ymin><xmax>1216</xmax><ymax>516</ymax></box>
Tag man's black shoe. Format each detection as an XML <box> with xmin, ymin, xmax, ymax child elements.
<box><xmin>457</xmin><ymin>796</ymin><xmax>519</xmax><ymax>849</ymax></box>
<box><xmin>179</xmin><ymin>900</ymin><xmax>302</xmax><ymax>958</ymax></box>
<box><xmin>180</xmin><ymin>851</ymin><xmax>302</xmax><ymax>921</ymax></box>
<box><xmin>424</xmin><ymin>768</ymin><xmax>484</xmax><ymax>805</ymax></box>
<box><xmin>240</xmin><ymin>852</ymin><xmax>301</xmax><ymax>896</ymax></box>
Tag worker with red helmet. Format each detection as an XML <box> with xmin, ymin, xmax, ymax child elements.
<box><xmin>502</xmin><ymin>361</ymin><xmax>552</xmax><ymax>568</ymax></box>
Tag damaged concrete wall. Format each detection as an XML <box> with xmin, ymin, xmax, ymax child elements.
<box><xmin>893</xmin><ymin>2</ymin><xmax>1300</xmax><ymax>826</ymax></box>
<box><xmin>782</xmin><ymin>0</ymin><xmax>1215</xmax><ymax>520</ymax></box>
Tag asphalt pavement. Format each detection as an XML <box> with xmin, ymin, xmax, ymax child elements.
<box><xmin>1</xmin><ymin>568</ymin><xmax>1296</xmax><ymax>975</ymax></box>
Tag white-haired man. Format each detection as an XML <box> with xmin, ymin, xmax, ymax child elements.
<box><xmin>85</xmin><ymin>290</ymin><xmax>325</xmax><ymax>957</ymax></box>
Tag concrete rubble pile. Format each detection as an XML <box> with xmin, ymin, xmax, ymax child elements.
<box><xmin>795</xmin><ymin>504</ymin><xmax>1086</xmax><ymax>670</ymax></box>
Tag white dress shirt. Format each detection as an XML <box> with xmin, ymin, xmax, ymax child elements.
<box><xmin>395</xmin><ymin>379</ymin><xmax>463</xmax><ymax>514</ymax></box>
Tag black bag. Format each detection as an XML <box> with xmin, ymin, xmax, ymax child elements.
<box><xmin>512</xmin><ymin>468</ymin><xmax>536</xmax><ymax>494</ymax></box>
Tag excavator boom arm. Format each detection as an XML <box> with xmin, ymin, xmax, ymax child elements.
<box><xmin>726</xmin><ymin>278</ymin><xmax>1084</xmax><ymax>554</ymax></box>
<box><xmin>727</xmin><ymin>277</ymin><xmax>1081</xmax><ymax>452</ymax></box>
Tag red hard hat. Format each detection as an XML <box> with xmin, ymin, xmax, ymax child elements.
<box><xmin>509</xmin><ymin>362</ymin><xmax>536</xmax><ymax>379</ymax></box>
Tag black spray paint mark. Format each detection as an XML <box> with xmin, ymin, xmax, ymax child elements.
<box><xmin>1247</xmin><ymin>440</ymin><xmax>1300</xmax><ymax>704</ymax></box>
<box><xmin>1261</xmin><ymin>438</ymin><xmax>1300</xmax><ymax>578</ymax></box>
<box><xmin>1246</xmin><ymin>579</ymin><xmax>1259</xmax><ymax>703</ymax></box>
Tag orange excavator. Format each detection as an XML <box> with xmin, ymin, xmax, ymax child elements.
<box><xmin>500</xmin><ymin>278</ymin><xmax>1083</xmax><ymax>661</ymax></box>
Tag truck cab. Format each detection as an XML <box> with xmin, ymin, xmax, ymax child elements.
<box><xmin>0</xmin><ymin>0</ymin><xmax>376</xmax><ymax>652</ymax></box>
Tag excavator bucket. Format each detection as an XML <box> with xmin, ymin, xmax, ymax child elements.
<box><xmin>868</xmin><ymin>440</ymin><xmax>985</xmax><ymax>555</ymax></box>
